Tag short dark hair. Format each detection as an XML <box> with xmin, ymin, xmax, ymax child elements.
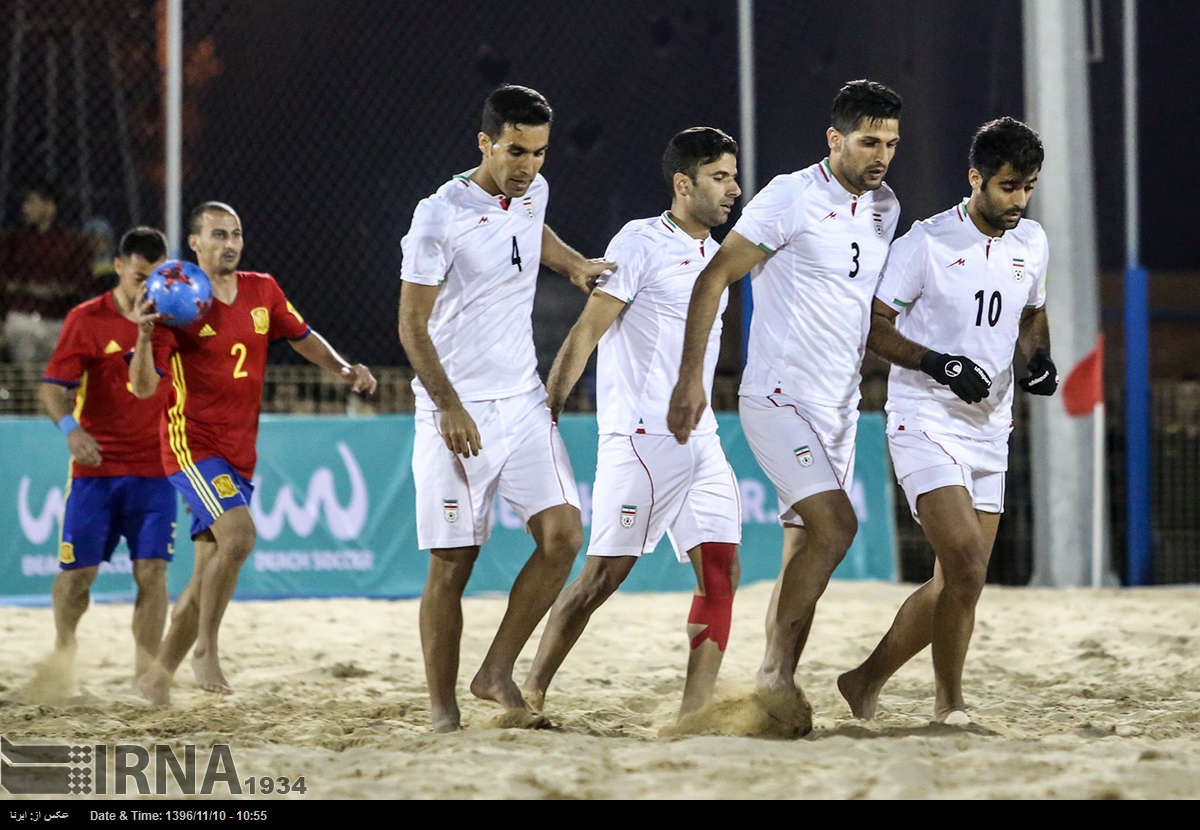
<box><xmin>117</xmin><ymin>226</ymin><xmax>168</xmax><ymax>262</ymax></box>
<box><xmin>481</xmin><ymin>85</ymin><xmax>553</xmax><ymax>139</ymax></box>
<box><xmin>662</xmin><ymin>127</ymin><xmax>739</xmax><ymax>190</ymax></box>
<box><xmin>830</xmin><ymin>80</ymin><xmax>902</xmax><ymax>135</ymax></box>
<box><xmin>187</xmin><ymin>201</ymin><xmax>239</xmax><ymax>235</ymax></box>
<box><xmin>969</xmin><ymin>117</ymin><xmax>1044</xmax><ymax>186</ymax></box>
<box><xmin>23</xmin><ymin>180</ymin><xmax>59</xmax><ymax>205</ymax></box>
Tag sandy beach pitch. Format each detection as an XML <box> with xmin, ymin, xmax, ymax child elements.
<box><xmin>2</xmin><ymin>579</ymin><xmax>1199</xmax><ymax>799</ymax></box>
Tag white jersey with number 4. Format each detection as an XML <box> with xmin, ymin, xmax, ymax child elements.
<box><xmin>876</xmin><ymin>200</ymin><xmax>1049</xmax><ymax>439</ymax></box>
<box><xmin>594</xmin><ymin>212</ymin><xmax>725</xmax><ymax>436</ymax></box>
<box><xmin>733</xmin><ymin>159</ymin><xmax>900</xmax><ymax>406</ymax></box>
<box><xmin>400</xmin><ymin>171</ymin><xmax>548</xmax><ymax>409</ymax></box>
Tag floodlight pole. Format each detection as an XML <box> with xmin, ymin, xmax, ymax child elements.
<box><xmin>1123</xmin><ymin>0</ymin><xmax>1151</xmax><ymax>585</ymax></box>
<box><xmin>165</xmin><ymin>0</ymin><xmax>183</xmax><ymax>256</ymax></box>
<box><xmin>738</xmin><ymin>0</ymin><xmax>756</xmax><ymax>366</ymax></box>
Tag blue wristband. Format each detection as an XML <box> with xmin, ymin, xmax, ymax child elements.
<box><xmin>57</xmin><ymin>415</ymin><xmax>80</xmax><ymax>436</ymax></box>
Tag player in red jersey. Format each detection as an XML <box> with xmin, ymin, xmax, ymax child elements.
<box><xmin>38</xmin><ymin>227</ymin><xmax>174</xmax><ymax>692</ymax></box>
<box><xmin>131</xmin><ymin>202</ymin><xmax>376</xmax><ymax>704</ymax></box>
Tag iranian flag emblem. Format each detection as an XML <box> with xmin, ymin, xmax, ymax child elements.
<box><xmin>620</xmin><ymin>504</ymin><xmax>637</xmax><ymax>528</ymax></box>
<box><xmin>443</xmin><ymin>499</ymin><xmax>459</xmax><ymax>523</ymax></box>
<box><xmin>873</xmin><ymin>212</ymin><xmax>884</xmax><ymax>238</ymax></box>
<box><xmin>1012</xmin><ymin>258</ymin><xmax>1026</xmax><ymax>283</ymax></box>
<box><xmin>794</xmin><ymin>446</ymin><xmax>814</xmax><ymax>467</ymax></box>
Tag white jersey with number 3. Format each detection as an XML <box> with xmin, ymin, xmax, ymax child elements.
<box><xmin>876</xmin><ymin>200</ymin><xmax>1049</xmax><ymax>439</ymax></box>
<box><xmin>593</xmin><ymin>212</ymin><xmax>725</xmax><ymax>436</ymax></box>
<box><xmin>733</xmin><ymin>160</ymin><xmax>900</xmax><ymax>406</ymax></box>
<box><xmin>400</xmin><ymin>171</ymin><xmax>548</xmax><ymax>409</ymax></box>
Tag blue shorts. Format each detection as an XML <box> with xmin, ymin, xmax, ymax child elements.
<box><xmin>60</xmin><ymin>476</ymin><xmax>177</xmax><ymax>570</ymax></box>
<box><xmin>168</xmin><ymin>456</ymin><xmax>255</xmax><ymax>538</ymax></box>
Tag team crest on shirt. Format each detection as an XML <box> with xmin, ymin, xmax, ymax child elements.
<box><xmin>620</xmin><ymin>504</ymin><xmax>637</xmax><ymax>528</ymax></box>
<box><xmin>58</xmin><ymin>541</ymin><xmax>75</xmax><ymax>564</ymax></box>
<box><xmin>251</xmin><ymin>307</ymin><xmax>270</xmax><ymax>335</ymax></box>
<box><xmin>443</xmin><ymin>499</ymin><xmax>459</xmax><ymax>523</ymax></box>
<box><xmin>211</xmin><ymin>474</ymin><xmax>238</xmax><ymax>499</ymax></box>
<box><xmin>794</xmin><ymin>446</ymin><xmax>814</xmax><ymax>467</ymax></box>
<box><xmin>873</xmin><ymin>212</ymin><xmax>884</xmax><ymax>238</ymax></box>
<box><xmin>523</xmin><ymin>197</ymin><xmax>534</xmax><ymax>219</ymax></box>
<box><xmin>1012</xmin><ymin>258</ymin><xmax>1026</xmax><ymax>283</ymax></box>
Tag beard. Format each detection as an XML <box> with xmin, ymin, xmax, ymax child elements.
<box><xmin>977</xmin><ymin>196</ymin><xmax>1022</xmax><ymax>232</ymax></box>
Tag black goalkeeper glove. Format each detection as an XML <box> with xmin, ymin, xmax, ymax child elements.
<box><xmin>919</xmin><ymin>350</ymin><xmax>992</xmax><ymax>404</ymax></box>
<box><xmin>1018</xmin><ymin>348</ymin><xmax>1059</xmax><ymax>396</ymax></box>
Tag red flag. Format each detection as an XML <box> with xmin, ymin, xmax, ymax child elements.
<box><xmin>1062</xmin><ymin>334</ymin><xmax>1105</xmax><ymax>417</ymax></box>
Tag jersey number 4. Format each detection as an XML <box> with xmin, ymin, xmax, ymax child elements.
<box><xmin>511</xmin><ymin>236</ymin><xmax>522</xmax><ymax>272</ymax></box>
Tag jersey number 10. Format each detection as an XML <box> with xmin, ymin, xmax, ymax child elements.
<box><xmin>974</xmin><ymin>290</ymin><xmax>1002</xmax><ymax>327</ymax></box>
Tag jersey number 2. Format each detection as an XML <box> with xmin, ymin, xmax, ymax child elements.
<box><xmin>849</xmin><ymin>242</ymin><xmax>860</xmax><ymax>279</ymax></box>
<box><xmin>231</xmin><ymin>343</ymin><xmax>250</xmax><ymax>378</ymax></box>
<box><xmin>511</xmin><ymin>236</ymin><xmax>522</xmax><ymax>272</ymax></box>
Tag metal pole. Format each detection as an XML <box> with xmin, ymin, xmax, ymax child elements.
<box><xmin>737</xmin><ymin>0</ymin><xmax>756</xmax><ymax>366</ymax></box>
<box><xmin>165</xmin><ymin>0</ymin><xmax>184</xmax><ymax>255</ymax></box>
<box><xmin>1123</xmin><ymin>0</ymin><xmax>1151</xmax><ymax>585</ymax></box>
<box><xmin>73</xmin><ymin>22</ymin><xmax>92</xmax><ymax>220</ymax></box>
<box><xmin>1</xmin><ymin>0</ymin><xmax>28</xmax><ymax>212</ymax></box>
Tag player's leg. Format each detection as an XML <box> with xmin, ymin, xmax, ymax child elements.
<box><xmin>52</xmin><ymin>566</ymin><xmax>99</xmax><ymax>655</ymax></box>
<box><xmin>131</xmin><ymin>559</ymin><xmax>168</xmax><ymax>676</ymax></box>
<box><xmin>190</xmin><ymin>504</ymin><xmax>256</xmax><ymax>694</ymax></box>
<box><xmin>470</xmin><ymin>502</ymin><xmax>582</xmax><ymax>714</ymax></box>
<box><xmin>51</xmin><ymin>476</ymin><xmax>113</xmax><ymax>656</ymax></box>
<box><xmin>422</xmin><ymin>544</ymin><xmax>481</xmax><ymax>733</ymax></box>
<box><xmin>758</xmin><ymin>489</ymin><xmax>857</xmax><ymax>692</ymax></box>
<box><xmin>523</xmin><ymin>554</ymin><xmax>637</xmax><ymax>713</ymax></box>
<box><xmin>122</xmin><ymin>477</ymin><xmax>177</xmax><ymax>679</ymax></box>
<box><xmin>681</xmin><ymin>541</ymin><xmax>740</xmax><ymax>716</ymax></box>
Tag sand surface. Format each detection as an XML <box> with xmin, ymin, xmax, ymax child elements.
<box><xmin>2</xmin><ymin>579</ymin><xmax>1199</xmax><ymax>800</ymax></box>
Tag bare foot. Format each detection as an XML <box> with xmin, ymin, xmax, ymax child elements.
<box><xmin>470</xmin><ymin>667</ymin><xmax>528</xmax><ymax>713</ymax></box>
<box><xmin>754</xmin><ymin>665</ymin><xmax>797</xmax><ymax>695</ymax></box>
<box><xmin>136</xmin><ymin>664</ymin><xmax>172</xmax><ymax>706</ymax></box>
<box><xmin>661</xmin><ymin>686</ymin><xmax>813</xmax><ymax>739</ymax></box>
<box><xmin>837</xmin><ymin>668</ymin><xmax>881</xmax><ymax>720</ymax></box>
<box><xmin>191</xmin><ymin>651</ymin><xmax>233</xmax><ymax>695</ymax></box>
<box><xmin>431</xmin><ymin>712</ymin><xmax>462</xmax><ymax>733</ymax></box>
<box><xmin>522</xmin><ymin>688</ymin><xmax>546</xmax><ymax>716</ymax></box>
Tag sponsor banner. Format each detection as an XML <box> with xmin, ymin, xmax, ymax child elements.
<box><xmin>0</xmin><ymin>413</ymin><xmax>896</xmax><ymax>603</ymax></box>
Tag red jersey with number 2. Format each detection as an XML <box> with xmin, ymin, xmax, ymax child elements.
<box><xmin>43</xmin><ymin>292</ymin><xmax>170</xmax><ymax>479</ymax></box>
<box><xmin>149</xmin><ymin>271</ymin><xmax>310</xmax><ymax>479</ymax></box>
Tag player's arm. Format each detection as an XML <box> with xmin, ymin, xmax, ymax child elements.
<box><xmin>666</xmin><ymin>231</ymin><xmax>764</xmax><ymax>443</ymax></box>
<box><xmin>289</xmin><ymin>330</ymin><xmax>377</xmax><ymax>395</ymax></box>
<box><xmin>1016</xmin><ymin>304</ymin><xmax>1057</xmax><ymax>395</ymax></box>
<box><xmin>398</xmin><ymin>281</ymin><xmax>482</xmax><ymax>457</ymax></box>
<box><xmin>38</xmin><ymin>382</ymin><xmax>101</xmax><ymax>467</ymax></box>
<box><xmin>868</xmin><ymin>297</ymin><xmax>992</xmax><ymax>404</ymax></box>
<box><xmin>128</xmin><ymin>290</ymin><xmax>163</xmax><ymax>399</ymax></box>
<box><xmin>545</xmin><ymin>290</ymin><xmax>626</xmax><ymax>420</ymax></box>
<box><xmin>541</xmin><ymin>225</ymin><xmax>616</xmax><ymax>293</ymax></box>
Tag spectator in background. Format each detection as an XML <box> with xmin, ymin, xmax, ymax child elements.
<box><xmin>83</xmin><ymin>217</ymin><xmax>119</xmax><ymax>295</ymax></box>
<box><xmin>0</xmin><ymin>182</ymin><xmax>92</xmax><ymax>364</ymax></box>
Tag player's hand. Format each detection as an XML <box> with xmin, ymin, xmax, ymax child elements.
<box><xmin>67</xmin><ymin>428</ymin><xmax>102</xmax><ymax>467</ymax></box>
<box><xmin>567</xmin><ymin>258</ymin><xmax>617</xmax><ymax>293</ymax></box>
<box><xmin>1018</xmin><ymin>349</ymin><xmax>1058</xmax><ymax>396</ymax></box>
<box><xmin>132</xmin><ymin>286</ymin><xmax>162</xmax><ymax>336</ymax></box>
<box><xmin>341</xmin><ymin>363</ymin><xmax>377</xmax><ymax>396</ymax></box>
<box><xmin>920</xmin><ymin>350</ymin><xmax>992</xmax><ymax>404</ymax></box>
<box><xmin>667</xmin><ymin>375</ymin><xmax>706</xmax><ymax>444</ymax></box>
<box><xmin>439</xmin><ymin>404</ymin><xmax>483</xmax><ymax>458</ymax></box>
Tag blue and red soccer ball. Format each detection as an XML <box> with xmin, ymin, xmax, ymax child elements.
<box><xmin>146</xmin><ymin>260</ymin><xmax>213</xmax><ymax>327</ymax></box>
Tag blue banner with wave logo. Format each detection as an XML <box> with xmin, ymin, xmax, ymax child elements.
<box><xmin>0</xmin><ymin>413</ymin><xmax>896</xmax><ymax>604</ymax></box>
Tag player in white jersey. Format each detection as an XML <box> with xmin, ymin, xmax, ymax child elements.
<box><xmin>398</xmin><ymin>85</ymin><xmax>614</xmax><ymax>732</ymax></box>
<box><xmin>668</xmin><ymin>81</ymin><xmax>903</xmax><ymax>707</ymax></box>
<box><xmin>521</xmin><ymin>128</ymin><xmax>743</xmax><ymax>720</ymax></box>
<box><xmin>838</xmin><ymin>118</ymin><xmax>1056</xmax><ymax>724</ymax></box>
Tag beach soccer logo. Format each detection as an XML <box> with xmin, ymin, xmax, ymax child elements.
<box><xmin>794</xmin><ymin>446</ymin><xmax>814</xmax><ymax>468</ymax></box>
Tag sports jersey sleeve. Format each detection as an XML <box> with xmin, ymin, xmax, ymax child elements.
<box><xmin>875</xmin><ymin>232</ymin><xmax>927</xmax><ymax>312</ymax></box>
<box><xmin>42</xmin><ymin>308</ymin><xmax>87</xmax><ymax>387</ymax></box>
<box><xmin>730</xmin><ymin>175</ymin><xmax>803</xmax><ymax>254</ymax></box>
<box><xmin>267</xmin><ymin>278</ymin><xmax>312</xmax><ymax>341</ymax></box>
<box><xmin>1026</xmin><ymin>233</ymin><xmax>1049</xmax><ymax>309</ymax></box>
<box><xmin>593</xmin><ymin>229</ymin><xmax>655</xmax><ymax>304</ymax></box>
<box><xmin>400</xmin><ymin>197</ymin><xmax>453</xmax><ymax>286</ymax></box>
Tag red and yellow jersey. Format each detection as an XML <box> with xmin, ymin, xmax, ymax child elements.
<box><xmin>150</xmin><ymin>271</ymin><xmax>310</xmax><ymax>480</ymax></box>
<box><xmin>43</xmin><ymin>292</ymin><xmax>170</xmax><ymax>479</ymax></box>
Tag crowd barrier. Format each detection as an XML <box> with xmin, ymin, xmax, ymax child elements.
<box><xmin>0</xmin><ymin>414</ymin><xmax>897</xmax><ymax>604</ymax></box>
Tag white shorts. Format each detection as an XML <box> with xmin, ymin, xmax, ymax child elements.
<box><xmin>588</xmin><ymin>431</ymin><xmax>741</xmax><ymax>562</ymax></box>
<box><xmin>412</xmin><ymin>387</ymin><xmax>580</xmax><ymax>550</ymax></box>
<box><xmin>886</xmin><ymin>419</ymin><xmax>1008</xmax><ymax>519</ymax></box>
<box><xmin>739</xmin><ymin>394</ymin><xmax>858</xmax><ymax>526</ymax></box>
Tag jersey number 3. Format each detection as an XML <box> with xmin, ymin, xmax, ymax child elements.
<box><xmin>849</xmin><ymin>242</ymin><xmax>860</xmax><ymax>279</ymax></box>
